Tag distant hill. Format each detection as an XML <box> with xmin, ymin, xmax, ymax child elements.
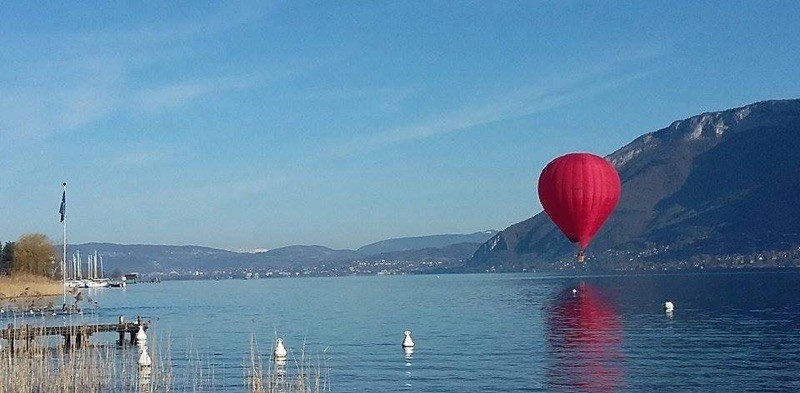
<box><xmin>471</xmin><ymin>99</ymin><xmax>800</xmax><ymax>270</ymax></box>
<box><xmin>368</xmin><ymin>242</ymin><xmax>483</xmax><ymax>261</ymax></box>
<box><xmin>64</xmin><ymin>231</ymin><xmax>496</xmax><ymax>274</ymax></box>
<box><xmin>239</xmin><ymin>245</ymin><xmax>359</xmax><ymax>268</ymax></box>
<box><xmin>69</xmin><ymin>243</ymin><xmax>236</xmax><ymax>273</ymax></box>
<box><xmin>67</xmin><ymin>243</ymin><xmax>360</xmax><ymax>273</ymax></box>
<box><xmin>357</xmin><ymin>231</ymin><xmax>498</xmax><ymax>255</ymax></box>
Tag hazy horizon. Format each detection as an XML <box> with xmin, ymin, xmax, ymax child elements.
<box><xmin>59</xmin><ymin>229</ymin><xmax>499</xmax><ymax>252</ymax></box>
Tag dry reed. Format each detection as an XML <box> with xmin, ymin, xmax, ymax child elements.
<box><xmin>246</xmin><ymin>335</ymin><xmax>329</xmax><ymax>393</ymax></box>
<box><xmin>1</xmin><ymin>328</ymin><xmax>327</xmax><ymax>392</ymax></box>
<box><xmin>0</xmin><ymin>274</ymin><xmax>62</xmax><ymax>300</ymax></box>
<box><xmin>0</xmin><ymin>325</ymin><xmax>167</xmax><ymax>392</ymax></box>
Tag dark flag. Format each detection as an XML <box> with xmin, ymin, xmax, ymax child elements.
<box><xmin>59</xmin><ymin>190</ymin><xmax>66</xmax><ymax>222</ymax></box>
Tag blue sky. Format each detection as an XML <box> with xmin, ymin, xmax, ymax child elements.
<box><xmin>1</xmin><ymin>1</ymin><xmax>799</xmax><ymax>251</ymax></box>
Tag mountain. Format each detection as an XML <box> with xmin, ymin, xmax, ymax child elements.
<box><xmin>69</xmin><ymin>243</ymin><xmax>236</xmax><ymax>273</ymax></box>
<box><xmin>357</xmin><ymin>231</ymin><xmax>498</xmax><ymax>255</ymax></box>
<box><xmin>471</xmin><ymin>99</ymin><xmax>800</xmax><ymax>270</ymax></box>
<box><xmin>367</xmin><ymin>242</ymin><xmax>482</xmax><ymax>261</ymax></box>
<box><xmin>68</xmin><ymin>243</ymin><xmax>359</xmax><ymax>273</ymax></box>
<box><xmin>65</xmin><ymin>231</ymin><xmax>495</xmax><ymax>275</ymax></box>
<box><xmin>239</xmin><ymin>245</ymin><xmax>359</xmax><ymax>268</ymax></box>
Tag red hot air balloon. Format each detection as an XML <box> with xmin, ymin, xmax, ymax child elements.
<box><xmin>537</xmin><ymin>153</ymin><xmax>621</xmax><ymax>262</ymax></box>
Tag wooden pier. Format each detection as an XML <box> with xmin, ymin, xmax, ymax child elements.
<box><xmin>0</xmin><ymin>316</ymin><xmax>148</xmax><ymax>352</ymax></box>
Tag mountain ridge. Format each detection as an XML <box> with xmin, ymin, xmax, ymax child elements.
<box><xmin>63</xmin><ymin>231</ymin><xmax>498</xmax><ymax>274</ymax></box>
<box><xmin>357</xmin><ymin>231</ymin><xmax>498</xmax><ymax>255</ymax></box>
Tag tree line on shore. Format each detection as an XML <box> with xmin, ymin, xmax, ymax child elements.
<box><xmin>0</xmin><ymin>233</ymin><xmax>57</xmax><ymax>278</ymax></box>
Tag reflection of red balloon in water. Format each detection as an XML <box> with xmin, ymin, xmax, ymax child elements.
<box><xmin>546</xmin><ymin>285</ymin><xmax>623</xmax><ymax>392</ymax></box>
<box><xmin>538</xmin><ymin>153</ymin><xmax>621</xmax><ymax>259</ymax></box>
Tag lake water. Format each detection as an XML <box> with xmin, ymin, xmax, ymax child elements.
<box><xmin>4</xmin><ymin>270</ymin><xmax>800</xmax><ymax>392</ymax></box>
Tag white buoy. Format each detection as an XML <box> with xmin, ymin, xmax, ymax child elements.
<box><xmin>138</xmin><ymin>346</ymin><xmax>153</xmax><ymax>387</ymax></box>
<box><xmin>572</xmin><ymin>288</ymin><xmax>577</xmax><ymax>295</ymax></box>
<box><xmin>138</xmin><ymin>346</ymin><xmax>152</xmax><ymax>368</ymax></box>
<box><xmin>136</xmin><ymin>325</ymin><xmax>147</xmax><ymax>341</ymax></box>
<box><xmin>274</xmin><ymin>338</ymin><xmax>287</xmax><ymax>358</ymax></box>
<box><xmin>664</xmin><ymin>301</ymin><xmax>674</xmax><ymax>312</ymax></box>
<box><xmin>136</xmin><ymin>325</ymin><xmax>147</xmax><ymax>347</ymax></box>
<box><xmin>402</xmin><ymin>330</ymin><xmax>414</xmax><ymax>348</ymax></box>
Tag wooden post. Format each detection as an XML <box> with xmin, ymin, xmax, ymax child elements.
<box><xmin>7</xmin><ymin>323</ymin><xmax>14</xmax><ymax>354</ymax></box>
<box><xmin>118</xmin><ymin>316</ymin><xmax>125</xmax><ymax>346</ymax></box>
<box><xmin>64</xmin><ymin>334</ymin><xmax>71</xmax><ymax>350</ymax></box>
<box><xmin>76</xmin><ymin>326</ymin><xmax>90</xmax><ymax>349</ymax></box>
<box><xmin>130</xmin><ymin>330</ymin><xmax>136</xmax><ymax>346</ymax></box>
<box><xmin>24</xmin><ymin>324</ymin><xmax>30</xmax><ymax>351</ymax></box>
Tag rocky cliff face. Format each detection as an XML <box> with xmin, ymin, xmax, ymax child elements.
<box><xmin>471</xmin><ymin>99</ymin><xmax>800</xmax><ymax>269</ymax></box>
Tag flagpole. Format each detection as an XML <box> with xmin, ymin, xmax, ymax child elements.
<box><xmin>62</xmin><ymin>182</ymin><xmax>67</xmax><ymax>307</ymax></box>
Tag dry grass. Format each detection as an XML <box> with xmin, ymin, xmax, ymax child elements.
<box><xmin>0</xmin><ymin>333</ymin><xmax>159</xmax><ymax>392</ymax></box>
<box><xmin>0</xmin><ymin>274</ymin><xmax>62</xmax><ymax>300</ymax></box>
<box><xmin>246</xmin><ymin>336</ymin><xmax>329</xmax><ymax>393</ymax></box>
<box><xmin>0</xmin><ymin>330</ymin><xmax>327</xmax><ymax>392</ymax></box>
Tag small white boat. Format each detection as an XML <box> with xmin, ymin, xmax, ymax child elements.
<box><xmin>65</xmin><ymin>280</ymin><xmax>82</xmax><ymax>288</ymax></box>
<box><xmin>81</xmin><ymin>279</ymin><xmax>109</xmax><ymax>288</ymax></box>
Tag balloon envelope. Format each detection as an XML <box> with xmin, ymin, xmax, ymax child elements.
<box><xmin>537</xmin><ymin>153</ymin><xmax>621</xmax><ymax>249</ymax></box>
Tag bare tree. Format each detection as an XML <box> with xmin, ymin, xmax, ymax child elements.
<box><xmin>12</xmin><ymin>233</ymin><xmax>57</xmax><ymax>277</ymax></box>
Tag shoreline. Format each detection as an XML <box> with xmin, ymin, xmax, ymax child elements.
<box><xmin>0</xmin><ymin>274</ymin><xmax>63</xmax><ymax>300</ymax></box>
